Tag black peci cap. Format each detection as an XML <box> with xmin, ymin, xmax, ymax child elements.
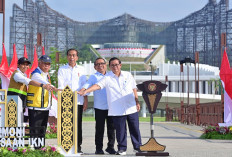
<box><xmin>39</xmin><ymin>55</ymin><xmax>51</xmax><ymax>63</ymax></box>
<box><xmin>18</xmin><ymin>57</ymin><xmax>31</xmax><ymax>65</ymax></box>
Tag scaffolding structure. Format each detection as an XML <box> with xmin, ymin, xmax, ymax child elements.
<box><xmin>9</xmin><ymin>0</ymin><xmax>231</xmax><ymax>67</ymax></box>
<box><xmin>170</xmin><ymin>0</ymin><xmax>230</xmax><ymax>67</ymax></box>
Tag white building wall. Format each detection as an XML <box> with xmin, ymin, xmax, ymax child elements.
<box><xmin>205</xmin><ymin>81</ymin><xmax>209</xmax><ymax>94</ymax></box>
<box><xmin>185</xmin><ymin>82</ymin><xmax>188</xmax><ymax>93</ymax></box>
<box><xmin>158</xmin><ymin>61</ymin><xmax>219</xmax><ymax>77</ymax></box>
<box><xmin>172</xmin><ymin>81</ymin><xmax>176</xmax><ymax>92</ymax></box>
<box><xmin>150</xmin><ymin>45</ymin><xmax>166</xmax><ymax>68</ymax></box>
<box><xmin>212</xmin><ymin>81</ymin><xmax>215</xmax><ymax>94</ymax></box>
<box><xmin>192</xmin><ymin>81</ymin><xmax>195</xmax><ymax>93</ymax></box>
<box><xmin>199</xmin><ymin>81</ymin><xmax>202</xmax><ymax>94</ymax></box>
<box><xmin>79</xmin><ymin>60</ymin><xmax>220</xmax><ymax>95</ymax></box>
<box><xmin>98</xmin><ymin>48</ymin><xmax>153</xmax><ymax>58</ymax></box>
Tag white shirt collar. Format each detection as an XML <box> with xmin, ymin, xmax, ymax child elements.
<box><xmin>109</xmin><ymin>70</ymin><xmax>123</xmax><ymax>78</ymax></box>
<box><xmin>96</xmin><ymin>71</ymin><xmax>107</xmax><ymax>76</ymax></box>
<box><xmin>17</xmin><ymin>68</ymin><xmax>26</xmax><ymax>76</ymax></box>
<box><xmin>66</xmin><ymin>63</ymin><xmax>78</xmax><ymax>69</ymax></box>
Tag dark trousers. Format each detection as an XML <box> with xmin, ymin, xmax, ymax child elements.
<box><xmin>78</xmin><ymin>105</ymin><xmax>83</xmax><ymax>150</ymax></box>
<box><xmin>95</xmin><ymin>108</ymin><xmax>115</xmax><ymax>151</ymax></box>
<box><xmin>112</xmin><ymin>112</ymin><xmax>141</xmax><ymax>151</ymax></box>
<box><xmin>28</xmin><ymin>109</ymin><xmax>49</xmax><ymax>140</ymax></box>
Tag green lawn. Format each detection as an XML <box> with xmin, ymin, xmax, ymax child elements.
<box><xmin>83</xmin><ymin>117</ymin><xmax>166</xmax><ymax>122</ymax></box>
<box><xmin>139</xmin><ymin>117</ymin><xmax>166</xmax><ymax>122</ymax></box>
<box><xmin>83</xmin><ymin>117</ymin><xmax>95</xmax><ymax>121</ymax></box>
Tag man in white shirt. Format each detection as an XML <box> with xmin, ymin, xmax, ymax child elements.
<box><xmin>78</xmin><ymin>57</ymin><xmax>142</xmax><ymax>156</ymax></box>
<box><xmin>80</xmin><ymin>58</ymin><xmax>116</xmax><ymax>155</ymax></box>
<box><xmin>26</xmin><ymin>55</ymin><xmax>57</xmax><ymax>148</ymax></box>
<box><xmin>58</xmin><ymin>48</ymin><xmax>88</xmax><ymax>154</ymax></box>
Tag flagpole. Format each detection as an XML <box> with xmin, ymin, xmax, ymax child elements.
<box><xmin>2</xmin><ymin>0</ymin><xmax>4</xmax><ymax>43</ymax></box>
<box><xmin>0</xmin><ymin>0</ymin><xmax>5</xmax><ymax>43</ymax></box>
<box><xmin>221</xmin><ymin>33</ymin><xmax>226</xmax><ymax>123</ymax></box>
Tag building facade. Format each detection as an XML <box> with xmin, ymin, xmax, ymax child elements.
<box><xmin>92</xmin><ymin>43</ymin><xmax>159</xmax><ymax>59</ymax></box>
<box><xmin>10</xmin><ymin>0</ymin><xmax>231</xmax><ymax>67</ymax></box>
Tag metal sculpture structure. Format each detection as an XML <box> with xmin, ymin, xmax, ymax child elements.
<box><xmin>10</xmin><ymin>0</ymin><xmax>231</xmax><ymax>67</ymax></box>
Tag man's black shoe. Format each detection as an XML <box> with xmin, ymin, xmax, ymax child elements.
<box><xmin>95</xmin><ymin>150</ymin><xmax>104</xmax><ymax>154</ymax></box>
<box><xmin>133</xmin><ymin>148</ymin><xmax>142</xmax><ymax>153</ymax></box>
<box><xmin>78</xmin><ymin>150</ymin><xmax>84</xmax><ymax>154</ymax></box>
<box><xmin>105</xmin><ymin>147</ymin><xmax>116</xmax><ymax>154</ymax></box>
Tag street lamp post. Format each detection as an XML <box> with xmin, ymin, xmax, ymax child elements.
<box><xmin>180</xmin><ymin>57</ymin><xmax>195</xmax><ymax>125</ymax></box>
<box><xmin>149</xmin><ymin>61</ymin><xmax>153</xmax><ymax>137</ymax></box>
<box><xmin>150</xmin><ymin>62</ymin><xmax>153</xmax><ymax>81</ymax></box>
<box><xmin>180</xmin><ymin>62</ymin><xmax>184</xmax><ymax>123</ymax></box>
<box><xmin>195</xmin><ymin>52</ymin><xmax>200</xmax><ymax>125</ymax></box>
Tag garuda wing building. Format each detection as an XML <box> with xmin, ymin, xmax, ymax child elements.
<box><xmin>10</xmin><ymin>0</ymin><xmax>232</xmax><ymax>67</ymax></box>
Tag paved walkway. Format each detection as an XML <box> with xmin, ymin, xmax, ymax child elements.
<box><xmin>46</xmin><ymin>122</ymin><xmax>232</xmax><ymax>157</ymax></box>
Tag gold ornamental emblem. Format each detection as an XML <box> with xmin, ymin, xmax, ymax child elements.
<box><xmin>148</xmin><ymin>83</ymin><xmax>156</xmax><ymax>92</ymax></box>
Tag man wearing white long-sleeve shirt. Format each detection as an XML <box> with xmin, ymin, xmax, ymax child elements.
<box><xmin>78</xmin><ymin>57</ymin><xmax>141</xmax><ymax>156</ymax></box>
<box><xmin>27</xmin><ymin>55</ymin><xmax>58</xmax><ymax>148</ymax></box>
<box><xmin>80</xmin><ymin>58</ymin><xmax>116</xmax><ymax>155</ymax></box>
<box><xmin>58</xmin><ymin>48</ymin><xmax>88</xmax><ymax>154</ymax></box>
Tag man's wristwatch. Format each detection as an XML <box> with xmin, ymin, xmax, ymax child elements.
<box><xmin>40</xmin><ymin>83</ymin><xmax>44</xmax><ymax>87</ymax></box>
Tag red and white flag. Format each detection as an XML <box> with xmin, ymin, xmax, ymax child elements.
<box><xmin>6</xmin><ymin>44</ymin><xmax>18</xmax><ymax>79</ymax></box>
<box><xmin>42</xmin><ymin>46</ymin><xmax>45</xmax><ymax>55</ymax></box>
<box><xmin>24</xmin><ymin>45</ymin><xmax>31</xmax><ymax>78</ymax></box>
<box><xmin>31</xmin><ymin>45</ymin><xmax>38</xmax><ymax>72</ymax></box>
<box><xmin>219</xmin><ymin>48</ymin><xmax>232</xmax><ymax>124</ymax></box>
<box><xmin>0</xmin><ymin>44</ymin><xmax>10</xmax><ymax>89</ymax></box>
<box><xmin>0</xmin><ymin>43</ymin><xmax>9</xmax><ymax>76</ymax></box>
<box><xmin>24</xmin><ymin>45</ymin><xmax>28</xmax><ymax>59</ymax></box>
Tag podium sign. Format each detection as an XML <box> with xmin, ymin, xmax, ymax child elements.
<box><xmin>138</xmin><ymin>81</ymin><xmax>167</xmax><ymax>114</ymax></box>
<box><xmin>0</xmin><ymin>90</ymin><xmax>6</xmax><ymax>127</ymax></box>
<box><xmin>2</xmin><ymin>91</ymin><xmax>44</xmax><ymax>148</ymax></box>
<box><xmin>137</xmin><ymin>81</ymin><xmax>169</xmax><ymax>156</ymax></box>
<box><xmin>58</xmin><ymin>86</ymin><xmax>79</xmax><ymax>156</ymax></box>
<box><xmin>5</xmin><ymin>96</ymin><xmax>23</xmax><ymax>127</ymax></box>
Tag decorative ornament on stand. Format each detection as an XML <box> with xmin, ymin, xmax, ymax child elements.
<box><xmin>136</xmin><ymin>80</ymin><xmax>169</xmax><ymax>156</ymax></box>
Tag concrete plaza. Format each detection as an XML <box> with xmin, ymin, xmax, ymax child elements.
<box><xmin>46</xmin><ymin>122</ymin><xmax>232</xmax><ymax>157</ymax></box>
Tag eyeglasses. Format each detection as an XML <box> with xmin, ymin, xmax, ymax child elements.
<box><xmin>110</xmin><ymin>64</ymin><xmax>120</xmax><ymax>67</ymax></box>
<box><xmin>68</xmin><ymin>54</ymin><xmax>77</xmax><ymax>57</ymax></box>
<box><xmin>42</xmin><ymin>62</ymin><xmax>51</xmax><ymax>66</ymax></box>
<box><xmin>95</xmin><ymin>63</ymin><xmax>106</xmax><ymax>66</ymax></box>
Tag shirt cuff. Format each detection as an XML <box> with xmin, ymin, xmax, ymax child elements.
<box><xmin>25</xmin><ymin>78</ymin><xmax>31</xmax><ymax>86</ymax></box>
<box><xmin>82</xmin><ymin>84</ymin><xmax>90</xmax><ymax>89</ymax></box>
<box><xmin>96</xmin><ymin>83</ymin><xmax>103</xmax><ymax>89</ymax></box>
<box><xmin>58</xmin><ymin>85</ymin><xmax>64</xmax><ymax>90</ymax></box>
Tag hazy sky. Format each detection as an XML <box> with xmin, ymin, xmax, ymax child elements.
<box><xmin>0</xmin><ymin>0</ymin><xmax>223</xmax><ymax>56</ymax></box>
